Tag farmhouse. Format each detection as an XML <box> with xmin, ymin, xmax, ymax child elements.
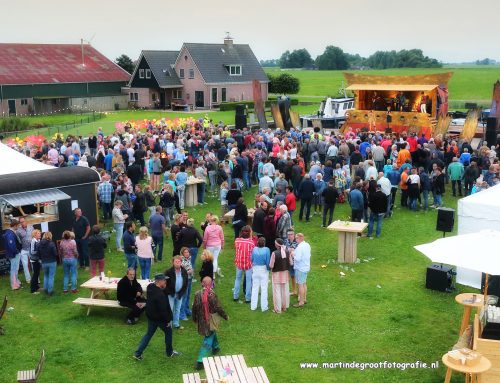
<box><xmin>0</xmin><ymin>43</ymin><xmax>130</xmax><ymax>116</ymax></box>
<box><xmin>127</xmin><ymin>37</ymin><xmax>268</xmax><ymax>110</ymax></box>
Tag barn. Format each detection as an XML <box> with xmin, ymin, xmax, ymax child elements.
<box><xmin>0</xmin><ymin>43</ymin><xmax>130</xmax><ymax>116</ymax></box>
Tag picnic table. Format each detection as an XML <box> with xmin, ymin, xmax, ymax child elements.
<box><xmin>74</xmin><ymin>276</ymin><xmax>150</xmax><ymax>316</ymax></box>
<box><xmin>202</xmin><ymin>354</ymin><xmax>269</xmax><ymax>383</ymax></box>
<box><xmin>223</xmin><ymin>208</ymin><xmax>255</xmax><ymax>225</ymax></box>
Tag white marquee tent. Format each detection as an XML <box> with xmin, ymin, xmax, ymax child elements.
<box><xmin>0</xmin><ymin>142</ymin><xmax>53</xmax><ymax>176</ymax></box>
<box><xmin>456</xmin><ymin>184</ymin><xmax>500</xmax><ymax>288</ymax></box>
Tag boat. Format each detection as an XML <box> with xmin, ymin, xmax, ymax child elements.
<box><xmin>300</xmin><ymin>97</ymin><xmax>354</xmax><ymax>133</ymax></box>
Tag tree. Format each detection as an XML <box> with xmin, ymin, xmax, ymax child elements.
<box><xmin>115</xmin><ymin>54</ymin><xmax>134</xmax><ymax>74</ymax></box>
<box><xmin>268</xmin><ymin>73</ymin><xmax>300</xmax><ymax>94</ymax></box>
<box><xmin>279</xmin><ymin>49</ymin><xmax>314</xmax><ymax>68</ymax></box>
<box><xmin>260</xmin><ymin>59</ymin><xmax>280</xmax><ymax>67</ymax></box>
<box><xmin>315</xmin><ymin>46</ymin><xmax>349</xmax><ymax>70</ymax></box>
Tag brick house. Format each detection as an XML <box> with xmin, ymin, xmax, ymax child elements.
<box><xmin>127</xmin><ymin>37</ymin><xmax>268</xmax><ymax>109</ymax></box>
<box><xmin>0</xmin><ymin>43</ymin><xmax>130</xmax><ymax>116</ymax></box>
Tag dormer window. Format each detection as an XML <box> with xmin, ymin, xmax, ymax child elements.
<box><xmin>225</xmin><ymin>65</ymin><xmax>242</xmax><ymax>76</ymax></box>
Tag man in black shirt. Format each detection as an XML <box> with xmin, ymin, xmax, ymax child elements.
<box><xmin>88</xmin><ymin>133</ymin><xmax>97</xmax><ymax>157</ymax></box>
<box><xmin>134</xmin><ymin>273</ymin><xmax>180</xmax><ymax>360</ymax></box>
<box><xmin>118</xmin><ymin>268</ymin><xmax>146</xmax><ymax>324</ymax></box>
<box><xmin>72</xmin><ymin>208</ymin><xmax>90</xmax><ymax>269</ymax></box>
<box><xmin>321</xmin><ymin>180</ymin><xmax>340</xmax><ymax>227</ymax></box>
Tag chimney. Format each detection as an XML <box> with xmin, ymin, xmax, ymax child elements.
<box><xmin>224</xmin><ymin>32</ymin><xmax>233</xmax><ymax>47</ymax></box>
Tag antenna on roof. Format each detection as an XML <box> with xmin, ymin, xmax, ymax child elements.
<box><xmin>80</xmin><ymin>34</ymin><xmax>96</xmax><ymax>68</ymax></box>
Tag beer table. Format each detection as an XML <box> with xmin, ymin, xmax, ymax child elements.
<box><xmin>327</xmin><ymin>221</ymin><xmax>368</xmax><ymax>263</ymax></box>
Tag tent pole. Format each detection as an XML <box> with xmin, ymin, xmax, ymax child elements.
<box><xmin>484</xmin><ymin>273</ymin><xmax>489</xmax><ymax>304</ymax></box>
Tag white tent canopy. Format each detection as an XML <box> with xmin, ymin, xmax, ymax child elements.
<box><xmin>456</xmin><ymin>184</ymin><xmax>500</xmax><ymax>288</ymax></box>
<box><xmin>0</xmin><ymin>143</ymin><xmax>53</xmax><ymax>176</ymax></box>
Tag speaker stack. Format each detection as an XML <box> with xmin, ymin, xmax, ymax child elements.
<box><xmin>426</xmin><ymin>264</ymin><xmax>455</xmax><ymax>292</ymax></box>
<box><xmin>234</xmin><ymin>104</ymin><xmax>247</xmax><ymax>129</ymax></box>
<box><xmin>436</xmin><ymin>207</ymin><xmax>455</xmax><ymax>233</ymax></box>
<box><xmin>486</xmin><ymin>116</ymin><xmax>499</xmax><ymax>147</ymax></box>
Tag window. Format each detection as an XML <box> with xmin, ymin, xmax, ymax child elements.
<box><xmin>173</xmin><ymin>90</ymin><xmax>182</xmax><ymax>99</ymax></box>
<box><xmin>145</xmin><ymin>69</ymin><xmax>151</xmax><ymax>79</ymax></box>
<box><xmin>221</xmin><ymin>88</ymin><xmax>227</xmax><ymax>102</ymax></box>
<box><xmin>211</xmin><ymin>88</ymin><xmax>218</xmax><ymax>103</ymax></box>
<box><xmin>179</xmin><ymin>68</ymin><xmax>184</xmax><ymax>79</ymax></box>
<box><xmin>152</xmin><ymin>93</ymin><xmax>157</xmax><ymax>101</ymax></box>
<box><xmin>130</xmin><ymin>92</ymin><xmax>139</xmax><ymax>102</ymax></box>
<box><xmin>188</xmin><ymin>69</ymin><xmax>194</xmax><ymax>79</ymax></box>
<box><xmin>20</xmin><ymin>99</ymin><xmax>28</xmax><ymax>106</ymax></box>
<box><xmin>139</xmin><ymin>69</ymin><xmax>145</xmax><ymax>79</ymax></box>
<box><xmin>227</xmin><ymin>65</ymin><xmax>242</xmax><ymax>76</ymax></box>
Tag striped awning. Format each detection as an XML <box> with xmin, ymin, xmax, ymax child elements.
<box><xmin>0</xmin><ymin>188</ymin><xmax>70</xmax><ymax>207</ymax></box>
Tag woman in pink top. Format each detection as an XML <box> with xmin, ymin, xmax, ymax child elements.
<box><xmin>60</xmin><ymin>230</ymin><xmax>79</xmax><ymax>293</ymax></box>
<box><xmin>203</xmin><ymin>215</ymin><xmax>224</xmax><ymax>278</ymax></box>
<box><xmin>136</xmin><ymin>226</ymin><xmax>153</xmax><ymax>280</ymax></box>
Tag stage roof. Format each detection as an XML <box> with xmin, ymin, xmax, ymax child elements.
<box><xmin>343</xmin><ymin>72</ymin><xmax>453</xmax><ymax>88</ymax></box>
<box><xmin>346</xmin><ymin>84</ymin><xmax>438</xmax><ymax>91</ymax></box>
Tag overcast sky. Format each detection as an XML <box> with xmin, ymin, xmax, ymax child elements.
<box><xmin>2</xmin><ymin>0</ymin><xmax>499</xmax><ymax>63</ymax></box>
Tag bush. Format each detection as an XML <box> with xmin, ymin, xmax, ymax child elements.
<box><xmin>0</xmin><ymin>117</ymin><xmax>30</xmax><ymax>133</ymax></box>
<box><xmin>219</xmin><ymin>98</ymin><xmax>298</xmax><ymax>111</ymax></box>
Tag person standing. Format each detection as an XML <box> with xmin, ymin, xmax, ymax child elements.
<box><xmin>447</xmin><ymin>157</ymin><xmax>464</xmax><ymax>197</ymax></box>
<box><xmin>232</xmin><ymin>197</ymin><xmax>248</xmax><ymax>239</ymax></box>
<box><xmin>298</xmin><ymin>174</ymin><xmax>315</xmax><ymax>222</ymax></box>
<box><xmin>407</xmin><ymin>168</ymin><xmax>421</xmax><ymax>211</ymax></box>
<box><xmin>192</xmin><ymin>276</ymin><xmax>229</xmax><ymax>370</ymax></box>
<box><xmin>117</xmin><ymin>268</ymin><xmax>146</xmax><ymax>325</ymax></box>
<box><xmin>38</xmin><ymin>231</ymin><xmax>58</xmax><ymax>296</ymax></box>
<box><xmin>3</xmin><ymin>220</ymin><xmax>22</xmax><ymax>290</ymax></box>
<box><xmin>432</xmin><ymin>168</ymin><xmax>446</xmax><ymax>208</ymax></box>
<box><xmin>164</xmin><ymin>256</ymin><xmax>188</xmax><ymax>330</ymax></box>
<box><xmin>88</xmin><ymin>225</ymin><xmax>107</xmax><ymax>278</ymax></box>
<box><xmin>149</xmin><ymin>206</ymin><xmax>167</xmax><ymax>262</ymax></box>
<box><xmin>133</xmin><ymin>273</ymin><xmax>181</xmax><ymax>360</ymax></box>
<box><xmin>203</xmin><ymin>215</ymin><xmax>224</xmax><ymax>278</ymax></box>
<box><xmin>367</xmin><ymin>185</ymin><xmax>388</xmax><ymax>238</ymax></box>
<box><xmin>285</xmin><ymin>186</ymin><xmax>297</xmax><ymax>225</ymax></box>
<box><xmin>250</xmin><ymin>237</ymin><xmax>271</xmax><ymax>312</ymax></box>
<box><xmin>233</xmin><ymin>226</ymin><xmax>254</xmax><ymax>303</ymax></box>
<box><xmin>29</xmin><ymin>229</ymin><xmax>42</xmax><ymax>294</ymax></box>
<box><xmin>179</xmin><ymin>218</ymin><xmax>203</xmax><ymax>273</ymax></box>
<box><xmin>348</xmin><ymin>183</ymin><xmax>364</xmax><ymax>222</ymax></box>
<box><xmin>73</xmin><ymin>208</ymin><xmax>90</xmax><ymax>270</ymax></box>
<box><xmin>399</xmin><ymin>167</ymin><xmax>410</xmax><ymax>209</ymax></box>
<box><xmin>133</xmin><ymin>184</ymin><xmax>147</xmax><ymax>227</ymax></box>
<box><xmin>175</xmin><ymin>165</ymin><xmax>188</xmax><ymax>210</ymax></box>
<box><xmin>321</xmin><ymin>180</ymin><xmax>339</xmax><ymax>228</ymax></box>
<box><xmin>16</xmin><ymin>216</ymin><xmax>33</xmax><ymax>285</ymax></box>
<box><xmin>60</xmin><ymin>230</ymin><xmax>79</xmax><ymax>293</ymax></box>
<box><xmin>293</xmin><ymin>233</ymin><xmax>311</xmax><ymax>308</ymax></box>
<box><xmin>269</xmin><ymin>238</ymin><xmax>292</xmax><ymax>314</ymax></box>
<box><xmin>112</xmin><ymin>200</ymin><xmax>128</xmax><ymax>251</ymax></box>
<box><xmin>123</xmin><ymin>222</ymin><xmax>138</xmax><ymax>269</ymax></box>
<box><xmin>97</xmin><ymin>174</ymin><xmax>113</xmax><ymax>220</ymax></box>
<box><xmin>136</xmin><ymin>226</ymin><xmax>154</xmax><ymax>280</ymax></box>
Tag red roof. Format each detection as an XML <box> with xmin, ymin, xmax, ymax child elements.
<box><xmin>0</xmin><ymin>43</ymin><xmax>130</xmax><ymax>85</ymax></box>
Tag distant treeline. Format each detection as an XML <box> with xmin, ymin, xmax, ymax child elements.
<box><xmin>260</xmin><ymin>46</ymin><xmax>442</xmax><ymax>70</ymax></box>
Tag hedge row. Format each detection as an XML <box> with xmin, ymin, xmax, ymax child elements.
<box><xmin>0</xmin><ymin>117</ymin><xmax>30</xmax><ymax>133</ymax></box>
<box><xmin>219</xmin><ymin>98</ymin><xmax>299</xmax><ymax>111</ymax></box>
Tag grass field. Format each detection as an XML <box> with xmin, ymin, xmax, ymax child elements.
<box><xmin>0</xmin><ymin>186</ymin><xmax>474</xmax><ymax>383</ymax></box>
<box><xmin>265</xmin><ymin>66</ymin><xmax>500</xmax><ymax>107</ymax></box>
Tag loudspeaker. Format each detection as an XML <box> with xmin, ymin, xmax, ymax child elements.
<box><xmin>426</xmin><ymin>264</ymin><xmax>454</xmax><ymax>292</ymax></box>
<box><xmin>486</xmin><ymin>117</ymin><xmax>499</xmax><ymax>147</ymax></box>
<box><xmin>235</xmin><ymin>114</ymin><xmax>247</xmax><ymax>129</ymax></box>
<box><xmin>385</xmin><ymin>128</ymin><xmax>392</xmax><ymax>134</ymax></box>
<box><xmin>235</xmin><ymin>104</ymin><xmax>246</xmax><ymax>116</ymax></box>
<box><xmin>436</xmin><ymin>207</ymin><xmax>455</xmax><ymax>232</ymax></box>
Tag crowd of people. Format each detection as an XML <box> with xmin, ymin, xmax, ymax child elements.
<box><xmin>3</xmin><ymin>116</ymin><xmax>500</xmax><ymax>367</ymax></box>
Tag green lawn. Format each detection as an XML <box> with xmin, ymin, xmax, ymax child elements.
<box><xmin>0</xmin><ymin>187</ymin><xmax>474</xmax><ymax>382</ymax></box>
<box><xmin>265</xmin><ymin>66</ymin><xmax>500</xmax><ymax>107</ymax></box>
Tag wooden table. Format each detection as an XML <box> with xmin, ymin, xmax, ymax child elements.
<box><xmin>185</xmin><ymin>178</ymin><xmax>205</xmax><ymax>207</ymax></box>
<box><xmin>202</xmin><ymin>354</ymin><xmax>269</xmax><ymax>383</ymax></box>
<box><xmin>327</xmin><ymin>221</ymin><xmax>368</xmax><ymax>263</ymax></box>
<box><xmin>223</xmin><ymin>208</ymin><xmax>255</xmax><ymax>225</ymax></box>
<box><xmin>456</xmin><ymin>293</ymin><xmax>484</xmax><ymax>336</ymax></box>
<box><xmin>80</xmin><ymin>276</ymin><xmax>150</xmax><ymax>316</ymax></box>
<box><xmin>442</xmin><ymin>352</ymin><xmax>491</xmax><ymax>383</ymax></box>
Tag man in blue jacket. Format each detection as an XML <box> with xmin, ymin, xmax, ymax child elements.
<box><xmin>3</xmin><ymin>219</ymin><xmax>22</xmax><ymax>290</ymax></box>
<box><xmin>123</xmin><ymin>222</ymin><xmax>137</xmax><ymax>270</ymax></box>
<box><xmin>348</xmin><ymin>183</ymin><xmax>364</xmax><ymax>222</ymax></box>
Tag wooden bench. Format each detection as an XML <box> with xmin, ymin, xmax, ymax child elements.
<box><xmin>73</xmin><ymin>297</ymin><xmax>125</xmax><ymax>316</ymax></box>
<box><xmin>246</xmin><ymin>366</ymin><xmax>270</xmax><ymax>383</ymax></box>
<box><xmin>17</xmin><ymin>349</ymin><xmax>45</xmax><ymax>383</ymax></box>
<box><xmin>182</xmin><ymin>372</ymin><xmax>205</xmax><ymax>383</ymax></box>
<box><xmin>0</xmin><ymin>295</ymin><xmax>7</xmax><ymax>335</ymax></box>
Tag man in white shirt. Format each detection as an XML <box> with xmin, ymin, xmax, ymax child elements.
<box><xmin>377</xmin><ymin>172</ymin><xmax>392</xmax><ymax>217</ymax></box>
<box><xmin>293</xmin><ymin>233</ymin><xmax>311</xmax><ymax>308</ymax></box>
<box><xmin>258</xmin><ymin>170</ymin><xmax>274</xmax><ymax>194</ymax></box>
<box><xmin>365</xmin><ymin>160</ymin><xmax>378</xmax><ymax>181</ymax></box>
